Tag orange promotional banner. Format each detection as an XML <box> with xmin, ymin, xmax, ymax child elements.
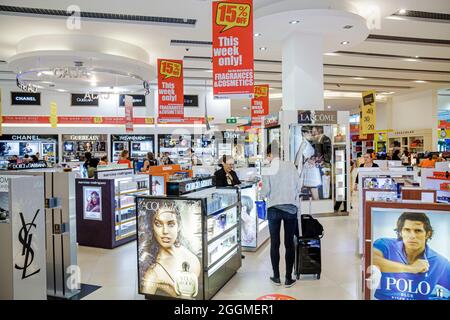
<box><xmin>251</xmin><ymin>84</ymin><xmax>269</xmax><ymax>117</ymax></box>
<box><xmin>157</xmin><ymin>59</ymin><xmax>184</xmax><ymax>120</ymax></box>
<box><xmin>212</xmin><ymin>0</ymin><xmax>254</xmax><ymax>99</ymax></box>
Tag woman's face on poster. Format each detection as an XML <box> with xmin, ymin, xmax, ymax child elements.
<box><xmin>153</xmin><ymin>210</ymin><xmax>178</xmax><ymax>249</ymax></box>
<box><xmin>90</xmin><ymin>192</ymin><xmax>99</xmax><ymax>205</ymax></box>
<box><xmin>302</xmin><ymin>130</ymin><xmax>313</xmax><ymax>141</ymax></box>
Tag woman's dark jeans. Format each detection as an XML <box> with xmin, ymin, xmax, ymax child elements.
<box><xmin>267</xmin><ymin>206</ymin><xmax>297</xmax><ymax>280</ymax></box>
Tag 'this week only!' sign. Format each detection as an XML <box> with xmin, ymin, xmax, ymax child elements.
<box><xmin>212</xmin><ymin>0</ymin><xmax>254</xmax><ymax>99</ymax></box>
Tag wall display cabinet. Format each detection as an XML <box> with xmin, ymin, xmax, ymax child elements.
<box><xmin>111</xmin><ymin>134</ymin><xmax>154</xmax><ymax>162</ymax></box>
<box><xmin>0</xmin><ymin>134</ymin><xmax>58</xmax><ymax>164</ymax></box>
<box><xmin>75</xmin><ymin>169</ymin><xmax>150</xmax><ymax>248</ymax></box>
<box><xmin>137</xmin><ymin>177</ymin><xmax>241</xmax><ymax>300</ymax></box>
<box><xmin>62</xmin><ymin>134</ymin><xmax>108</xmax><ymax>162</ymax></box>
<box><xmin>388</xmin><ymin>129</ymin><xmax>432</xmax><ymax>154</ymax></box>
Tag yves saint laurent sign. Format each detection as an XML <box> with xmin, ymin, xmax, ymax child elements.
<box><xmin>111</xmin><ymin>135</ymin><xmax>152</xmax><ymax>142</ymax></box>
<box><xmin>298</xmin><ymin>110</ymin><xmax>337</xmax><ymax>124</ymax></box>
<box><xmin>15</xmin><ymin>210</ymin><xmax>41</xmax><ymax>279</ymax></box>
<box><xmin>119</xmin><ymin>94</ymin><xmax>146</xmax><ymax>107</ymax></box>
<box><xmin>71</xmin><ymin>94</ymin><xmax>99</xmax><ymax>106</ymax></box>
<box><xmin>11</xmin><ymin>92</ymin><xmax>41</xmax><ymax>105</ymax></box>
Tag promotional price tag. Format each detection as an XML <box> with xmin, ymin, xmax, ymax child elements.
<box><xmin>93</xmin><ymin>116</ymin><xmax>103</xmax><ymax>124</ymax></box>
<box><xmin>160</xmin><ymin>60</ymin><xmax>182</xmax><ymax>79</ymax></box>
<box><xmin>144</xmin><ymin>117</ymin><xmax>154</xmax><ymax>124</ymax></box>
<box><xmin>216</xmin><ymin>2</ymin><xmax>251</xmax><ymax>32</ymax></box>
<box><xmin>361</xmin><ymin>90</ymin><xmax>376</xmax><ymax>134</ymax></box>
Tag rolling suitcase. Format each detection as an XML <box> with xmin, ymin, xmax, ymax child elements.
<box><xmin>294</xmin><ymin>195</ymin><xmax>323</xmax><ymax>280</ymax></box>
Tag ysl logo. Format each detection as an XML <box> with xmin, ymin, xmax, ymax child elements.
<box><xmin>14</xmin><ymin>210</ymin><xmax>40</xmax><ymax>279</ymax></box>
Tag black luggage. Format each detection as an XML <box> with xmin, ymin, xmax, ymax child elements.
<box><xmin>294</xmin><ymin>236</ymin><xmax>321</xmax><ymax>280</ymax></box>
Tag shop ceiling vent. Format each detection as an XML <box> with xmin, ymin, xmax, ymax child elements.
<box><xmin>392</xmin><ymin>10</ymin><xmax>450</xmax><ymax>23</ymax></box>
<box><xmin>171</xmin><ymin>40</ymin><xmax>213</xmax><ymax>47</ymax></box>
<box><xmin>367</xmin><ymin>34</ymin><xmax>450</xmax><ymax>46</ymax></box>
<box><xmin>0</xmin><ymin>5</ymin><xmax>196</xmax><ymax>26</ymax></box>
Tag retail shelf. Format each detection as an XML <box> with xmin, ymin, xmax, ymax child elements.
<box><xmin>115</xmin><ymin>188</ymin><xmax>149</xmax><ymax>196</ymax></box>
<box><xmin>207</xmin><ymin>202</ymin><xmax>238</xmax><ymax>217</ymax></box>
<box><xmin>207</xmin><ymin>224</ymin><xmax>238</xmax><ymax>245</ymax></box>
<box><xmin>207</xmin><ymin>244</ymin><xmax>239</xmax><ymax>277</ymax></box>
<box><xmin>115</xmin><ymin>204</ymin><xmax>135</xmax><ymax>211</ymax></box>
<box><xmin>116</xmin><ymin>217</ymin><xmax>136</xmax><ymax>226</ymax></box>
<box><xmin>116</xmin><ymin>230</ymin><xmax>136</xmax><ymax>241</ymax></box>
<box><xmin>258</xmin><ymin>220</ymin><xmax>268</xmax><ymax>232</ymax></box>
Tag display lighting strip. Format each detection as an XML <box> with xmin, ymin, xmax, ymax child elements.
<box><xmin>15</xmin><ymin>67</ymin><xmax>151</xmax><ymax>96</ymax></box>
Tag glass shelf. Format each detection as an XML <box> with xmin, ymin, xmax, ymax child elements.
<box><xmin>207</xmin><ymin>227</ymin><xmax>238</xmax><ymax>267</ymax></box>
<box><xmin>207</xmin><ymin>206</ymin><xmax>238</xmax><ymax>243</ymax></box>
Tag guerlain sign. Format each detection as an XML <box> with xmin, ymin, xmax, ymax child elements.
<box><xmin>298</xmin><ymin>110</ymin><xmax>337</xmax><ymax>124</ymax></box>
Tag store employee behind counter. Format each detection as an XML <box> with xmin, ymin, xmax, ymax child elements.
<box><xmin>214</xmin><ymin>155</ymin><xmax>241</xmax><ymax>187</ymax></box>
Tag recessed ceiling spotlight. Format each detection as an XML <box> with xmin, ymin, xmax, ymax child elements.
<box><xmin>289</xmin><ymin>20</ymin><xmax>300</xmax><ymax>24</ymax></box>
<box><xmin>57</xmin><ymin>89</ymin><xmax>66</xmax><ymax>92</ymax></box>
<box><xmin>259</xmin><ymin>47</ymin><xmax>267</xmax><ymax>51</ymax></box>
<box><xmin>324</xmin><ymin>52</ymin><xmax>339</xmax><ymax>56</ymax></box>
<box><xmin>343</xmin><ymin>25</ymin><xmax>353</xmax><ymax>29</ymax></box>
<box><xmin>341</xmin><ymin>41</ymin><xmax>350</xmax><ymax>45</ymax></box>
<box><xmin>254</xmin><ymin>33</ymin><xmax>262</xmax><ymax>37</ymax></box>
<box><xmin>327</xmin><ymin>105</ymin><xmax>332</xmax><ymax>109</ymax></box>
<box><xmin>404</xmin><ymin>58</ymin><xmax>418</xmax><ymax>62</ymax></box>
<box><xmin>353</xmin><ymin>77</ymin><xmax>365</xmax><ymax>80</ymax></box>
<box><xmin>398</xmin><ymin>9</ymin><xmax>407</xmax><ymax>15</ymax></box>
<box><xmin>414</xmin><ymin>56</ymin><xmax>419</xmax><ymax>58</ymax></box>
<box><xmin>37</xmin><ymin>72</ymin><xmax>42</xmax><ymax>77</ymax></box>
<box><xmin>414</xmin><ymin>80</ymin><xmax>427</xmax><ymax>83</ymax></box>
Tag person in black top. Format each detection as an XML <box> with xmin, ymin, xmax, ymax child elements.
<box><xmin>141</xmin><ymin>152</ymin><xmax>158</xmax><ymax>172</ymax></box>
<box><xmin>354</xmin><ymin>152</ymin><xmax>379</xmax><ymax>191</ymax></box>
<box><xmin>214</xmin><ymin>155</ymin><xmax>241</xmax><ymax>187</ymax></box>
<box><xmin>392</xmin><ymin>149</ymin><xmax>401</xmax><ymax>161</ymax></box>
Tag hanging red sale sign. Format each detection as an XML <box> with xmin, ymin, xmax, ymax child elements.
<box><xmin>251</xmin><ymin>84</ymin><xmax>269</xmax><ymax>117</ymax></box>
<box><xmin>212</xmin><ymin>0</ymin><xmax>254</xmax><ymax>99</ymax></box>
<box><xmin>158</xmin><ymin>59</ymin><xmax>184</xmax><ymax>120</ymax></box>
<box><xmin>124</xmin><ymin>95</ymin><xmax>134</xmax><ymax>132</ymax></box>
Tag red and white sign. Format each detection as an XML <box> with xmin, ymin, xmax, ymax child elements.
<box><xmin>124</xmin><ymin>95</ymin><xmax>134</xmax><ymax>132</ymax></box>
<box><xmin>212</xmin><ymin>0</ymin><xmax>254</xmax><ymax>99</ymax></box>
<box><xmin>251</xmin><ymin>84</ymin><xmax>269</xmax><ymax>117</ymax></box>
<box><xmin>251</xmin><ymin>115</ymin><xmax>263</xmax><ymax>127</ymax></box>
<box><xmin>158</xmin><ymin>59</ymin><xmax>184</xmax><ymax>120</ymax></box>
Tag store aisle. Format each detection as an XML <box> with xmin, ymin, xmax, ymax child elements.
<box><xmin>78</xmin><ymin>206</ymin><xmax>361</xmax><ymax>300</ymax></box>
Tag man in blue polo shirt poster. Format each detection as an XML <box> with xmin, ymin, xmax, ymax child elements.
<box><xmin>373</xmin><ymin>211</ymin><xmax>450</xmax><ymax>300</ymax></box>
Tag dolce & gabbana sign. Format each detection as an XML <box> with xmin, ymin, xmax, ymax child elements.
<box><xmin>298</xmin><ymin>110</ymin><xmax>337</xmax><ymax>124</ymax></box>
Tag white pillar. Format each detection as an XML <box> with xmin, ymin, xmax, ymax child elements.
<box><xmin>282</xmin><ymin>33</ymin><xmax>324</xmax><ymax>110</ymax></box>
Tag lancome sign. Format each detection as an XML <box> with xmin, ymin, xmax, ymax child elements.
<box><xmin>298</xmin><ymin>110</ymin><xmax>337</xmax><ymax>124</ymax></box>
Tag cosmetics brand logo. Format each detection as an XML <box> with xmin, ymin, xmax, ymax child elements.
<box><xmin>14</xmin><ymin>210</ymin><xmax>41</xmax><ymax>279</ymax></box>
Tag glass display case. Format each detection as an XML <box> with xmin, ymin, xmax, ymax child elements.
<box><xmin>75</xmin><ymin>169</ymin><xmax>150</xmax><ymax>248</ymax></box>
<box><xmin>158</xmin><ymin>134</ymin><xmax>192</xmax><ymax>165</ymax></box>
<box><xmin>137</xmin><ymin>177</ymin><xmax>241</xmax><ymax>300</ymax></box>
<box><xmin>62</xmin><ymin>134</ymin><xmax>107</xmax><ymax>162</ymax></box>
<box><xmin>111</xmin><ymin>134</ymin><xmax>154</xmax><ymax>162</ymax></box>
<box><xmin>0</xmin><ymin>134</ymin><xmax>58</xmax><ymax>164</ymax></box>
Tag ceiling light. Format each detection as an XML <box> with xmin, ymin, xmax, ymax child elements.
<box><xmin>352</xmin><ymin>77</ymin><xmax>365</xmax><ymax>80</ymax></box>
<box><xmin>289</xmin><ymin>20</ymin><xmax>300</xmax><ymax>24</ymax></box>
<box><xmin>324</xmin><ymin>53</ymin><xmax>339</xmax><ymax>56</ymax></box>
<box><xmin>414</xmin><ymin>56</ymin><xmax>419</xmax><ymax>58</ymax></box>
<box><xmin>343</xmin><ymin>25</ymin><xmax>353</xmax><ymax>29</ymax></box>
<box><xmin>242</xmin><ymin>106</ymin><xmax>249</xmax><ymax>110</ymax></box>
<box><xmin>398</xmin><ymin>9</ymin><xmax>407</xmax><ymax>15</ymax></box>
<box><xmin>42</xmin><ymin>71</ymin><xmax>53</xmax><ymax>76</ymax></box>
<box><xmin>404</xmin><ymin>58</ymin><xmax>418</xmax><ymax>62</ymax></box>
<box><xmin>254</xmin><ymin>33</ymin><xmax>262</xmax><ymax>37</ymax></box>
<box><xmin>327</xmin><ymin>106</ymin><xmax>332</xmax><ymax>109</ymax></box>
<box><xmin>37</xmin><ymin>72</ymin><xmax>42</xmax><ymax>77</ymax></box>
<box><xmin>414</xmin><ymin>80</ymin><xmax>427</xmax><ymax>83</ymax></box>
<box><xmin>341</xmin><ymin>41</ymin><xmax>350</xmax><ymax>45</ymax></box>
<box><xmin>57</xmin><ymin>89</ymin><xmax>66</xmax><ymax>92</ymax></box>
<box><xmin>90</xmin><ymin>82</ymin><xmax>97</xmax><ymax>86</ymax></box>
<box><xmin>205</xmin><ymin>69</ymin><xmax>213</xmax><ymax>73</ymax></box>
<box><xmin>259</xmin><ymin>47</ymin><xmax>267</xmax><ymax>51</ymax></box>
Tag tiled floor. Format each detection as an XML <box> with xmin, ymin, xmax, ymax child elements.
<box><xmin>78</xmin><ymin>196</ymin><xmax>362</xmax><ymax>300</ymax></box>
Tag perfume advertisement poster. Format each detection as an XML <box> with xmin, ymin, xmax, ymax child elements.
<box><xmin>291</xmin><ymin>125</ymin><xmax>332</xmax><ymax>200</ymax></box>
<box><xmin>83</xmin><ymin>186</ymin><xmax>102</xmax><ymax>221</ymax></box>
<box><xmin>370</xmin><ymin>208</ymin><xmax>450</xmax><ymax>300</ymax></box>
<box><xmin>137</xmin><ymin>198</ymin><xmax>203</xmax><ymax>299</ymax></box>
<box><xmin>0</xmin><ymin>190</ymin><xmax>9</xmax><ymax>223</ymax></box>
<box><xmin>151</xmin><ymin>176</ymin><xmax>165</xmax><ymax>196</ymax></box>
<box><xmin>241</xmin><ymin>187</ymin><xmax>257</xmax><ymax>248</ymax></box>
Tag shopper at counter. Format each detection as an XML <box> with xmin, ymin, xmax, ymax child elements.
<box><xmin>260</xmin><ymin>142</ymin><xmax>302</xmax><ymax>288</ymax></box>
<box><xmin>354</xmin><ymin>152</ymin><xmax>380</xmax><ymax>191</ymax></box>
<box><xmin>160</xmin><ymin>152</ymin><xmax>174</xmax><ymax>165</ymax></box>
<box><xmin>117</xmin><ymin>150</ymin><xmax>132</xmax><ymax>169</ymax></box>
<box><xmin>141</xmin><ymin>152</ymin><xmax>157</xmax><ymax>172</ymax></box>
<box><xmin>419</xmin><ymin>154</ymin><xmax>436</xmax><ymax>168</ymax></box>
<box><xmin>214</xmin><ymin>155</ymin><xmax>241</xmax><ymax>187</ymax></box>
<box><xmin>99</xmin><ymin>155</ymin><xmax>108</xmax><ymax>166</ymax></box>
